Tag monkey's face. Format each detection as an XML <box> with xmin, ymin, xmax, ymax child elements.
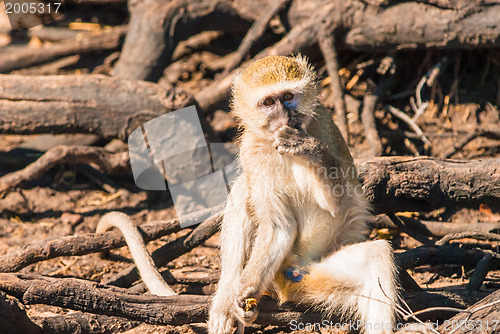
<box><xmin>231</xmin><ymin>55</ymin><xmax>319</xmax><ymax>136</ymax></box>
<box><xmin>258</xmin><ymin>90</ymin><xmax>302</xmax><ymax>133</ymax></box>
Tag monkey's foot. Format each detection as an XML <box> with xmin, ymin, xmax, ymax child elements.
<box><xmin>235</xmin><ymin>296</ymin><xmax>259</xmax><ymax>325</ymax></box>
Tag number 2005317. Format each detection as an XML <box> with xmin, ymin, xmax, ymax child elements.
<box><xmin>442</xmin><ymin>319</ymin><xmax>499</xmax><ymax>331</ymax></box>
<box><xmin>5</xmin><ymin>2</ymin><xmax>62</xmax><ymax>14</ymax></box>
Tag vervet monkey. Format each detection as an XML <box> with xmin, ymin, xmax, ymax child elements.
<box><xmin>96</xmin><ymin>55</ymin><xmax>397</xmax><ymax>334</ymax></box>
<box><xmin>208</xmin><ymin>55</ymin><xmax>397</xmax><ymax>334</ymax></box>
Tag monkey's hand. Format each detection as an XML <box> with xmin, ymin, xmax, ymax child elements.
<box><xmin>234</xmin><ymin>290</ymin><xmax>259</xmax><ymax>326</ymax></box>
<box><xmin>273</xmin><ymin>125</ymin><xmax>326</xmax><ymax>165</ymax></box>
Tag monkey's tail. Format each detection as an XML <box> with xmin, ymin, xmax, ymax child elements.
<box><xmin>96</xmin><ymin>212</ymin><xmax>176</xmax><ymax>296</ymax></box>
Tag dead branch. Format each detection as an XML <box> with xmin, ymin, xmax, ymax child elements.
<box><xmin>361</xmin><ymin>94</ymin><xmax>384</xmax><ymax>157</ymax></box>
<box><xmin>112</xmin><ymin>0</ymin><xmax>253</xmax><ymax>81</ymax></box>
<box><xmin>438</xmin><ymin>289</ymin><xmax>500</xmax><ymax>334</ymax></box>
<box><xmin>0</xmin><ymin>146</ymin><xmax>129</xmax><ymax>194</ymax></box>
<box><xmin>387</xmin><ymin>213</ymin><xmax>434</xmax><ymax>246</ymax></box>
<box><xmin>0</xmin><ymin>273</ymin><xmax>324</xmax><ymax>326</ymax></box>
<box><xmin>0</xmin><ymin>26</ymin><xmax>127</xmax><ymax>73</ymax></box>
<box><xmin>116</xmin><ymin>0</ymin><xmax>500</xmax><ymax>107</ymax></box>
<box><xmin>224</xmin><ymin>0</ymin><xmax>291</xmax><ymax>73</ymax></box>
<box><xmin>319</xmin><ymin>32</ymin><xmax>348</xmax><ymax>142</ymax></box>
<box><xmin>0</xmin><ymin>74</ymin><xmax>196</xmax><ymax>139</ymax></box>
<box><xmin>387</xmin><ymin>105</ymin><xmax>432</xmax><ymax>152</ymax></box>
<box><xmin>375</xmin><ymin>216</ymin><xmax>500</xmax><ymax>238</ymax></box>
<box><xmin>436</xmin><ymin>232</ymin><xmax>500</xmax><ymax>246</ymax></box>
<box><xmin>0</xmin><ymin>273</ymin><xmax>488</xmax><ymax>327</ymax></box>
<box><xmin>442</xmin><ymin>125</ymin><xmax>500</xmax><ymax>159</ymax></box>
<box><xmin>0</xmin><ymin>216</ymin><xmax>182</xmax><ymax>273</ymax></box>
<box><xmin>360</xmin><ymin>56</ymin><xmax>396</xmax><ymax>157</ymax></box>
<box><xmin>466</xmin><ymin>252</ymin><xmax>492</xmax><ymax>292</ymax></box>
<box><xmin>396</xmin><ymin>245</ymin><xmax>500</xmax><ymax>271</ymax></box>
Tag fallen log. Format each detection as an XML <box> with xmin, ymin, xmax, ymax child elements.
<box><xmin>0</xmin><ymin>273</ymin><xmax>487</xmax><ymax>326</ymax></box>
<box><xmin>0</xmin><ymin>273</ymin><xmax>324</xmax><ymax>326</ymax></box>
<box><xmin>0</xmin><ymin>26</ymin><xmax>127</xmax><ymax>73</ymax></box>
<box><xmin>357</xmin><ymin>157</ymin><xmax>500</xmax><ymax>213</ymax></box>
<box><xmin>0</xmin><ymin>74</ymin><xmax>196</xmax><ymax>139</ymax></box>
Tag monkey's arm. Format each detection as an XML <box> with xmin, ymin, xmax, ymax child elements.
<box><xmin>208</xmin><ymin>176</ymin><xmax>254</xmax><ymax>334</ymax></box>
<box><xmin>96</xmin><ymin>212</ymin><xmax>176</xmax><ymax>296</ymax></box>
<box><xmin>233</xmin><ymin>201</ymin><xmax>297</xmax><ymax>325</ymax></box>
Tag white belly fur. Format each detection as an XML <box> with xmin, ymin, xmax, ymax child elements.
<box><xmin>289</xmin><ymin>162</ymin><xmax>340</xmax><ymax>261</ymax></box>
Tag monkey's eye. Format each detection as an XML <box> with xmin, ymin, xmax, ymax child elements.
<box><xmin>263</xmin><ymin>98</ymin><xmax>275</xmax><ymax>106</ymax></box>
<box><xmin>282</xmin><ymin>93</ymin><xmax>294</xmax><ymax>101</ymax></box>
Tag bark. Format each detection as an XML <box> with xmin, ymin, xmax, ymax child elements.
<box><xmin>0</xmin><ymin>26</ymin><xmax>127</xmax><ymax>73</ymax></box>
<box><xmin>0</xmin><ymin>273</ymin><xmax>324</xmax><ymax>326</ymax></box>
<box><xmin>357</xmin><ymin>157</ymin><xmax>500</xmax><ymax>213</ymax></box>
<box><xmin>112</xmin><ymin>0</ymin><xmax>253</xmax><ymax>81</ymax></box>
<box><xmin>115</xmin><ymin>0</ymin><xmax>500</xmax><ymax>83</ymax></box>
<box><xmin>31</xmin><ymin>312</ymin><xmax>137</xmax><ymax>334</ymax></box>
<box><xmin>0</xmin><ymin>74</ymin><xmax>196</xmax><ymax>140</ymax></box>
<box><xmin>0</xmin><ymin>273</ymin><xmax>487</xmax><ymax>327</ymax></box>
<box><xmin>0</xmin><ymin>291</ymin><xmax>42</xmax><ymax>334</ymax></box>
<box><xmin>438</xmin><ymin>289</ymin><xmax>500</xmax><ymax>334</ymax></box>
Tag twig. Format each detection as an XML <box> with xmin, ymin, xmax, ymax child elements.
<box><xmin>319</xmin><ymin>30</ymin><xmax>348</xmax><ymax>141</ymax></box>
<box><xmin>436</xmin><ymin>231</ymin><xmax>500</xmax><ymax>246</ymax></box>
<box><xmin>442</xmin><ymin>124</ymin><xmax>500</xmax><ymax>159</ymax></box>
<box><xmin>402</xmin><ymin>306</ymin><xmax>466</xmax><ymax>321</ymax></box>
<box><xmin>466</xmin><ymin>252</ymin><xmax>492</xmax><ymax>292</ymax></box>
<box><xmin>387</xmin><ymin>212</ymin><xmax>434</xmax><ymax>246</ymax></box>
<box><xmin>410</xmin><ymin>57</ymin><xmax>446</xmax><ymax>122</ymax></box>
<box><xmin>224</xmin><ymin>0</ymin><xmax>290</xmax><ymax>73</ymax></box>
<box><xmin>361</xmin><ymin>95</ymin><xmax>383</xmax><ymax>157</ymax></box>
<box><xmin>387</xmin><ymin>105</ymin><xmax>432</xmax><ymax>153</ymax></box>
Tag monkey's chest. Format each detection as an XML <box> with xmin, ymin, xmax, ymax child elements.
<box><xmin>288</xmin><ymin>163</ymin><xmax>338</xmax><ymax>261</ymax></box>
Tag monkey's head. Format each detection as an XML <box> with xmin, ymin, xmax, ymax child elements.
<box><xmin>231</xmin><ymin>55</ymin><xmax>319</xmax><ymax>135</ymax></box>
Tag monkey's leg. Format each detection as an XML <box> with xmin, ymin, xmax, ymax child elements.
<box><xmin>208</xmin><ymin>176</ymin><xmax>254</xmax><ymax>334</ymax></box>
<box><xmin>302</xmin><ymin>240</ymin><xmax>397</xmax><ymax>334</ymax></box>
<box><xmin>233</xmin><ymin>203</ymin><xmax>298</xmax><ymax>326</ymax></box>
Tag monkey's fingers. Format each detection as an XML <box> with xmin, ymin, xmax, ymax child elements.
<box><xmin>244</xmin><ymin>298</ymin><xmax>258</xmax><ymax>311</ymax></box>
